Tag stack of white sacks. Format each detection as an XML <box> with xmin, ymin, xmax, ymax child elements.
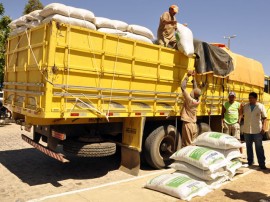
<box><xmin>8</xmin><ymin>3</ymin><xmax>154</xmax><ymax>44</ymax></box>
<box><xmin>9</xmin><ymin>9</ymin><xmax>44</xmax><ymax>36</ymax></box>
<box><xmin>145</xmin><ymin>132</ymin><xmax>244</xmax><ymax>201</ymax></box>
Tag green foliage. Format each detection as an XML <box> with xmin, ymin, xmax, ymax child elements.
<box><xmin>0</xmin><ymin>3</ymin><xmax>4</xmax><ymax>16</ymax></box>
<box><xmin>23</xmin><ymin>0</ymin><xmax>44</xmax><ymax>15</ymax></box>
<box><xmin>0</xmin><ymin>3</ymin><xmax>11</xmax><ymax>88</ymax></box>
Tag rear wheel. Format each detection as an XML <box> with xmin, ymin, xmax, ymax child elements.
<box><xmin>263</xmin><ymin>131</ymin><xmax>270</xmax><ymax>140</ymax></box>
<box><xmin>63</xmin><ymin>140</ymin><xmax>116</xmax><ymax>157</ymax></box>
<box><xmin>144</xmin><ymin>125</ymin><xmax>181</xmax><ymax>169</ymax></box>
<box><xmin>197</xmin><ymin>122</ymin><xmax>211</xmax><ymax>135</ymax></box>
<box><xmin>5</xmin><ymin>110</ymin><xmax>12</xmax><ymax>119</ymax></box>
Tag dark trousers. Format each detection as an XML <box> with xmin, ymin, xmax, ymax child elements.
<box><xmin>244</xmin><ymin>134</ymin><xmax>266</xmax><ymax>166</ymax></box>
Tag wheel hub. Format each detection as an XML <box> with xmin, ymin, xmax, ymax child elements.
<box><xmin>160</xmin><ymin>143</ymin><xmax>168</xmax><ymax>151</ymax></box>
<box><xmin>160</xmin><ymin>137</ymin><xmax>174</xmax><ymax>153</ymax></box>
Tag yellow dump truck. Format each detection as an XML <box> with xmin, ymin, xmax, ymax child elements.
<box><xmin>4</xmin><ymin>21</ymin><xmax>270</xmax><ymax>173</ymax></box>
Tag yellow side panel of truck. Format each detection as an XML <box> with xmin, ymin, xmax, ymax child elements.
<box><xmin>4</xmin><ymin>21</ymin><xmax>268</xmax><ymax>125</ymax></box>
<box><xmin>4</xmin><ymin>22</ymin><xmax>194</xmax><ymax>123</ymax></box>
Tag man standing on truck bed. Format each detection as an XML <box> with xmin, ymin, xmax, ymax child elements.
<box><xmin>181</xmin><ymin>70</ymin><xmax>201</xmax><ymax>147</ymax></box>
<box><xmin>157</xmin><ymin>5</ymin><xmax>179</xmax><ymax>49</ymax></box>
<box><xmin>240</xmin><ymin>92</ymin><xmax>267</xmax><ymax>170</ymax></box>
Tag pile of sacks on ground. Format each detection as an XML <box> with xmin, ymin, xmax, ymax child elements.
<box><xmin>145</xmin><ymin>132</ymin><xmax>244</xmax><ymax>201</ymax></box>
<box><xmin>8</xmin><ymin>3</ymin><xmax>154</xmax><ymax>44</ymax></box>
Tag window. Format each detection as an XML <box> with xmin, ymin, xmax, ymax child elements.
<box><xmin>264</xmin><ymin>79</ymin><xmax>269</xmax><ymax>93</ymax></box>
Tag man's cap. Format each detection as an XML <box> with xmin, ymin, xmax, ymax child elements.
<box><xmin>170</xmin><ymin>5</ymin><xmax>179</xmax><ymax>13</ymax></box>
<box><xmin>190</xmin><ymin>88</ymin><xmax>202</xmax><ymax>98</ymax></box>
<box><xmin>229</xmin><ymin>91</ymin><xmax>236</xmax><ymax>97</ymax></box>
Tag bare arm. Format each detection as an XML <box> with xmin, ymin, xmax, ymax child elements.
<box><xmin>181</xmin><ymin>71</ymin><xmax>195</xmax><ymax>102</ymax></box>
<box><xmin>261</xmin><ymin>118</ymin><xmax>267</xmax><ymax>134</ymax></box>
<box><xmin>162</xmin><ymin>19</ymin><xmax>177</xmax><ymax>25</ymax></box>
<box><xmin>181</xmin><ymin>76</ymin><xmax>189</xmax><ymax>91</ymax></box>
<box><xmin>239</xmin><ymin>104</ymin><xmax>243</xmax><ymax>124</ymax></box>
<box><xmin>192</xmin><ymin>78</ymin><xmax>198</xmax><ymax>89</ymax></box>
<box><xmin>261</xmin><ymin>105</ymin><xmax>267</xmax><ymax>134</ymax></box>
<box><xmin>161</xmin><ymin>12</ymin><xmax>177</xmax><ymax>25</ymax></box>
<box><xmin>181</xmin><ymin>70</ymin><xmax>196</xmax><ymax>91</ymax></box>
<box><xmin>221</xmin><ymin>105</ymin><xmax>226</xmax><ymax>120</ymax></box>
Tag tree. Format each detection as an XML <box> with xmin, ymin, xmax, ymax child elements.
<box><xmin>0</xmin><ymin>3</ymin><xmax>4</xmax><ymax>16</ymax></box>
<box><xmin>23</xmin><ymin>0</ymin><xmax>44</xmax><ymax>15</ymax></box>
<box><xmin>0</xmin><ymin>3</ymin><xmax>11</xmax><ymax>88</ymax></box>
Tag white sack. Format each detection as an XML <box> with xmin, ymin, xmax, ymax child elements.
<box><xmin>211</xmin><ymin>148</ymin><xmax>242</xmax><ymax>161</ymax></box>
<box><xmin>226</xmin><ymin>159</ymin><xmax>242</xmax><ymax>178</ymax></box>
<box><xmin>42</xmin><ymin>14</ymin><xmax>96</xmax><ymax>30</ymax></box>
<box><xmin>25</xmin><ymin>10</ymin><xmax>44</xmax><ymax>21</ymax></box>
<box><xmin>94</xmin><ymin>17</ymin><xmax>128</xmax><ymax>31</ymax></box>
<box><xmin>127</xmin><ymin>24</ymin><xmax>154</xmax><ymax>40</ymax></box>
<box><xmin>9</xmin><ymin>11</ymin><xmax>42</xmax><ymax>29</ymax></box>
<box><xmin>26</xmin><ymin>20</ymin><xmax>41</xmax><ymax>28</ymax></box>
<box><xmin>175</xmin><ymin>23</ymin><xmax>194</xmax><ymax>57</ymax></box>
<box><xmin>123</xmin><ymin>32</ymin><xmax>153</xmax><ymax>44</ymax></box>
<box><xmin>40</xmin><ymin>3</ymin><xmax>68</xmax><ymax>17</ymax></box>
<box><xmin>174</xmin><ymin>171</ymin><xmax>229</xmax><ymax>190</ymax></box>
<box><xmin>170</xmin><ymin>146</ymin><xmax>227</xmax><ymax>172</ymax></box>
<box><xmin>98</xmin><ymin>28</ymin><xmax>124</xmax><ymax>35</ymax></box>
<box><xmin>40</xmin><ymin>3</ymin><xmax>95</xmax><ymax>22</ymax></box>
<box><xmin>194</xmin><ymin>132</ymin><xmax>243</xmax><ymax>150</ymax></box>
<box><xmin>9</xmin><ymin>26</ymin><xmax>27</xmax><ymax>36</ymax></box>
<box><xmin>204</xmin><ymin>176</ymin><xmax>230</xmax><ymax>189</ymax></box>
<box><xmin>204</xmin><ymin>176</ymin><xmax>229</xmax><ymax>190</ymax></box>
<box><xmin>16</xmin><ymin>16</ymin><xmax>27</xmax><ymax>26</ymax></box>
<box><xmin>145</xmin><ymin>173</ymin><xmax>211</xmax><ymax>201</ymax></box>
<box><xmin>170</xmin><ymin>161</ymin><xmax>228</xmax><ymax>181</ymax></box>
<box><xmin>9</xmin><ymin>16</ymin><xmax>27</xmax><ymax>28</ymax></box>
<box><xmin>68</xmin><ymin>7</ymin><xmax>95</xmax><ymax>22</ymax></box>
<box><xmin>8</xmin><ymin>20</ymin><xmax>18</xmax><ymax>29</ymax></box>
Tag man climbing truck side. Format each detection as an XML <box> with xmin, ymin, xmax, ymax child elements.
<box><xmin>180</xmin><ymin>70</ymin><xmax>201</xmax><ymax>147</ymax></box>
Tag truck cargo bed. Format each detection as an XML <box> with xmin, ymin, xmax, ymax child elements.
<box><xmin>4</xmin><ymin>21</ymin><xmax>194</xmax><ymax>124</ymax></box>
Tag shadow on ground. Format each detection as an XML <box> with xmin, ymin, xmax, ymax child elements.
<box><xmin>0</xmin><ymin>147</ymin><xmax>123</xmax><ymax>187</ymax></box>
<box><xmin>223</xmin><ymin>189</ymin><xmax>270</xmax><ymax>202</ymax></box>
<box><xmin>0</xmin><ymin>146</ymin><xmax>156</xmax><ymax>187</ymax></box>
<box><xmin>0</xmin><ymin>123</ymin><xmax>12</xmax><ymax>127</ymax></box>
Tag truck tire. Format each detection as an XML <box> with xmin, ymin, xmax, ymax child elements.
<box><xmin>263</xmin><ymin>131</ymin><xmax>270</xmax><ymax>140</ymax></box>
<box><xmin>197</xmin><ymin>122</ymin><xmax>211</xmax><ymax>135</ymax></box>
<box><xmin>144</xmin><ymin>125</ymin><xmax>181</xmax><ymax>169</ymax></box>
<box><xmin>63</xmin><ymin>140</ymin><xmax>116</xmax><ymax>157</ymax></box>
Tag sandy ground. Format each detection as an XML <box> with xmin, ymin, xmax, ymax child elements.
<box><xmin>33</xmin><ymin>144</ymin><xmax>270</xmax><ymax>202</ymax></box>
<box><xmin>0</xmin><ymin>123</ymin><xmax>270</xmax><ymax>202</ymax></box>
<box><xmin>0</xmin><ymin>123</ymin><xmax>153</xmax><ymax>202</ymax></box>
<box><xmin>37</xmin><ymin>166</ymin><xmax>270</xmax><ymax>202</ymax></box>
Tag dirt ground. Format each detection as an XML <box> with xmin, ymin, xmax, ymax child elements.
<box><xmin>0</xmin><ymin>123</ymin><xmax>152</xmax><ymax>202</ymax></box>
<box><xmin>1</xmin><ymin>123</ymin><xmax>270</xmax><ymax>202</ymax></box>
<box><xmin>38</xmin><ymin>166</ymin><xmax>270</xmax><ymax>202</ymax></box>
<box><xmin>32</xmin><ymin>154</ymin><xmax>270</xmax><ymax>202</ymax></box>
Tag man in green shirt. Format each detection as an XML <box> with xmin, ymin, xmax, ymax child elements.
<box><xmin>221</xmin><ymin>92</ymin><xmax>241</xmax><ymax>141</ymax></box>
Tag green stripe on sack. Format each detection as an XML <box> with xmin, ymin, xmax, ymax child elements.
<box><xmin>166</xmin><ymin>176</ymin><xmax>191</xmax><ymax>188</ymax></box>
<box><xmin>209</xmin><ymin>133</ymin><xmax>223</xmax><ymax>139</ymax></box>
<box><xmin>209</xmin><ymin>157</ymin><xmax>224</xmax><ymax>165</ymax></box>
<box><xmin>189</xmin><ymin>147</ymin><xmax>211</xmax><ymax>160</ymax></box>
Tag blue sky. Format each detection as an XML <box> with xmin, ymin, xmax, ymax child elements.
<box><xmin>2</xmin><ymin>0</ymin><xmax>270</xmax><ymax>76</ymax></box>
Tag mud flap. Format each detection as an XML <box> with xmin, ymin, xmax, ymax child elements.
<box><xmin>120</xmin><ymin>117</ymin><xmax>145</xmax><ymax>176</ymax></box>
<box><xmin>22</xmin><ymin>134</ymin><xmax>69</xmax><ymax>163</ymax></box>
<box><xmin>120</xmin><ymin>147</ymin><xmax>140</xmax><ymax>176</ymax></box>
